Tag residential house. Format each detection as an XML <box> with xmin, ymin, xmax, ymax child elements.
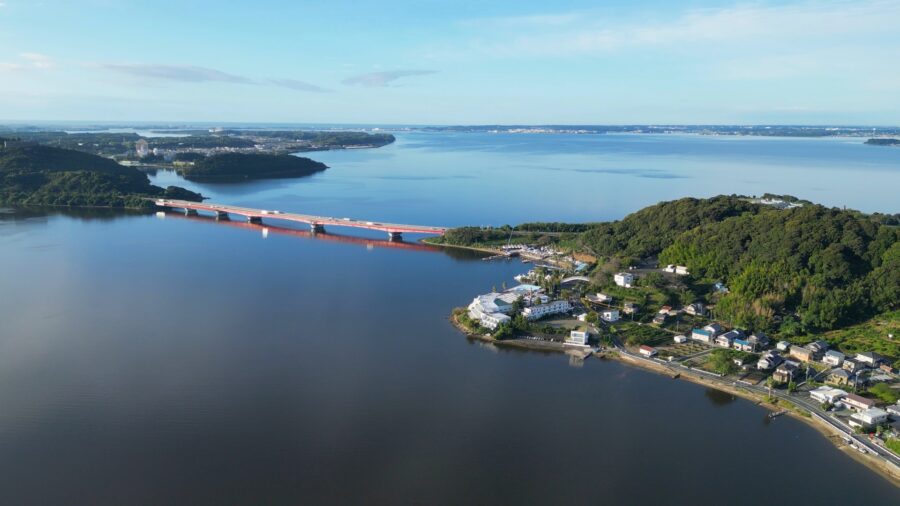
<box><xmin>773</xmin><ymin>361</ymin><xmax>800</xmax><ymax>383</ymax></box>
<box><xmin>704</xmin><ymin>323</ymin><xmax>724</xmax><ymax>337</ymax></box>
<box><xmin>733</xmin><ymin>338</ymin><xmax>754</xmax><ymax>352</ymax></box>
<box><xmin>757</xmin><ymin>352</ymin><xmax>783</xmax><ymax>370</ymax></box>
<box><xmin>715</xmin><ymin>331</ymin><xmax>739</xmax><ymax>348</ymax></box>
<box><xmin>691</xmin><ymin>328</ymin><xmax>714</xmax><ymax>344</ymax></box>
<box><xmin>843</xmin><ymin>393</ymin><xmax>877</xmax><ymax>412</ymax></box>
<box><xmin>809</xmin><ymin>386</ymin><xmax>848</xmax><ymax>404</ymax></box>
<box><xmin>886</xmin><ymin>403</ymin><xmax>900</xmax><ymax>418</ymax></box>
<box><xmin>652</xmin><ymin>314</ymin><xmax>667</xmax><ymax>325</ymax></box>
<box><xmin>566</xmin><ymin>330</ymin><xmax>590</xmax><ymax>347</ymax></box>
<box><xmin>807</xmin><ymin>340</ymin><xmax>830</xmax><ymax>356</ymax></box>
<box><xmin>662</xmin><ymin>264</ymin><xmax>690</xmax><ymax>275</ymax></box>
<box><xmin>639</xmin><ymin>345</ymin><xmax>657</xmax><ymax>357</ymax></box>
<box><xmin>673</xmin><ymin>335</ymin><xmax>688</xmax><ymax>344</ymax></box>
<box><xmin>789</xmin><ymin>346</ymin><xmax>814</xmax><ymax>363</ymax></box>
<box><xmin>593</xmin><ymin>293</ymin><xmax>612</xmax><ymax>303</ymax></box>
<box><xmin>684</xmin><ymin>302</ymin><xmax>706</xmax><ymax>316</ymax></box>
<box><xmin>614</xmin><ymin>272</ymin><xmax>634</xmax><ymax>288</ymax></box>
<box><xmin>843</xmin><ymin>359</ymin><xmax>864</xmax><ymax>373</ymax></box>
<box><xmin>747</xmin><ymin>332</ymin><xmax>770</xmax><ymax>351</ymax></box>
<box><xmin>823</xmin><ymin>350</ymin><xmax>845</xmax><ymax>367</ymax></box>
<box><xmin>879</xmin><ymin>363</ymin><xmax>895</xmax><ymax>374</ymax></box>
<box><xmin>623</xmin><ymin>302</ymin><xmax>638</xmax><ymax>315</ymax></box>
<box><xmin>715</xmin><ymin>332</ymin><xmax>734</xmax><ymax>348</ymax></box>
<box><xmin>828</xmin><ymin>369</ymin><xmax>852</xmax><ymax>387</ymax></box>
<box><xmin>856</xmin><ymin>352</ymin><xmax>885</xmax><ymax>367</ymax></box>
<box><xmin>850</xmin><ymin>408</ymin><xmax>889</xmax><ymax>429</ymax></box>
<box><xmin>601</xmin><ymin>309</ymin><xmax>620</xmax><ymax>322</ymax></box>
<box><xmin>658</xmin><ymin>306</ymin><xmax>672</xmax><ymax>315</ymax></box>
<box><xmin>522</xmin><ymin>300</ymin><xmax>572</xmax><ymax>321</ymax></box>
<box><xmin>776</xmin><ymin>341</ymin><xmax>791</xmax><ymax>352</ymax></box>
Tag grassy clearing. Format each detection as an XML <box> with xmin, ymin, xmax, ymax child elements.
<box><xmin>821</xmin><ymin>310</ymin><xmax>900</xmax><ymax>365</ymax></box>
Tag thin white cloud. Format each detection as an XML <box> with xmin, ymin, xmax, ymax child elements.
<box><xmin>99</xmin><ymin>63</ymin><xmax>254</xmax><ymax>83</ymax></box>
<box><xmin>96</xmin><ymin>62</ymin><xmax>331</xmax><ymax>93</ymax></box>
<box><xmin>267</xmin><ymin>78</ymin><xmax>331</xmax><ymax>93</ymax></box>
<box><xmin>0</xmin><ymin>52</ymin><xmax>53</xmax><ymax>72</ymax></box>
<box><xmin>342</xmin><ymin>69</ymin><xmax>436</xmax><ymax>87</ymax></box>
<box><xmin>20</xmin><ymin>52</ymin><xmax>53</xmax><ymax>69</ymax></box>
<box><xmin>462</xmin><ymin>1</ymin><xmax>900</xmax><ymax>57</ymax></box>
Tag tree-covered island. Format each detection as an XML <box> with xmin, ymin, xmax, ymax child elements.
<box><xmin>865</xmin><ymin>138</ymin><xmax>900</xmax><ymax>146</ymax></box>
<box><xmin>178</xmin><ymin>153</ymin><xmax>328</xmax><ymax>182</ymax></box>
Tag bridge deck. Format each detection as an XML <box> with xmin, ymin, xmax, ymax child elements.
<box><xmin>155</xmin><ymin>199</ymin><xmax>448</xmax><ymax>235</ymax></box>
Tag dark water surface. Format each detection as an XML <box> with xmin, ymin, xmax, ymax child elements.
<box><xmin>1</xmin><ymin>132</ymin><xmax>899</xmax><ymax>504</ymax></box>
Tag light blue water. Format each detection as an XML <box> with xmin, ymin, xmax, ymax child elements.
<box><xmin>152</xmin><ymin>132</ymin><xmax>899</xmax><ymax>227</ymax></box>
<box><xmin>2</xmin><ymin>132</ymin><xmax>898</xmax><ymax>504</ymax></box>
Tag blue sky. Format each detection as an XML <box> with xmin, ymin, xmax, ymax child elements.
<box><xmin>1</xmin><ymin>0</ymin><xmax>899</xmax><ymax>124</ymax></box>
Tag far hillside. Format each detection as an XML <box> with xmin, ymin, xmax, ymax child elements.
<box><xmin>0</xmin><ymin>144</ymin><xmax>202</xmax><ymax>208</ymax></box>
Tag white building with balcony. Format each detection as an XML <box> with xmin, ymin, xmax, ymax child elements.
<box><xmin>522</xmin><ymin>300</ymin><xmax>571</xmax><ymax>320</ymax></box>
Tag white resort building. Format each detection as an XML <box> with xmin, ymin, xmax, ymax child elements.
<box><xmin>522</xmin><ymin>300</ymin><xmax>572</xmax><ymax>320</ymax></box>
<box><xmin>467</xmin><ymin>292</ymin><xmax>519</xmax><ymax>330</ymax></box>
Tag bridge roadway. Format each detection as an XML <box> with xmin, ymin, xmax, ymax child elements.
<box><xmin>171</xmin><ymin>212</ymin><xmax>444</xmax><ymax>253</ymax></box>
<box><xmin>155</xmin><ymin>199</ymin><xmax>448</xmax><ymax>240</ymax></box>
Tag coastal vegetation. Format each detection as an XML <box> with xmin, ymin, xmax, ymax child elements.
<box><xmin>436</xmin><ymin>196</ymin><xmax>900</xmax><ymax>362</ymax></box>
<box><xmin>0</xmin><ymin>144</ymin><xmax>202</xmax><ymax>209</ymax></box>
<box><xmin>179</xmin><ymin>153</ymin><xmax>328</xmax><ymax>181</ymax></box>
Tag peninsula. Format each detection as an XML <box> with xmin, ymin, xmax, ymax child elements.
<box><xmin>0</xmin><ymin>144</ymin><xmax>202</xmax><ymax>209</ymax></box>
<box><xmin>440</xmin><ymin>195</ymin><xmax>900</xmax><ymax>483</ymax></box>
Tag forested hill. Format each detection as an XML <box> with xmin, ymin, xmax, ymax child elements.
<box><xmin>659</xmin><ymin>204</ymin><xmax>899</xmax><ymax>332</ymax></box>
<box><xmin>435</xmin><ymin>196</ymin><xmax>899</xmax><ymax>334</ymax></box>
<box><xmin>180</xmin><ymin>153</ymin><xmax>328</xmax><ymax>181</ymax></box>
<box><xmin>0</xmin><ymin>144</ymin><xmax>202</xmax><ymax>208</ymax></box>
<box><xmin>576</xmin><ymin>196</ymin><xmax>763</xmax><ymax>259</ymax></box>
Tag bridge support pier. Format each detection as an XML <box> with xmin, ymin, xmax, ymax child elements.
<box><xmin>310</xmin><ymin>223</ymin><xmax>325</xmax><ymax>234</ymax></box>
<box><xmin>184</xmin><ymin>209</ymin><xmax>198</xmax><ymax>216</ymax></box>
<box><xmin>247</xmin><ymin>216</ymin><xmax>262</xmax><ymax>224</ymax></box>
<box><xmin>215</xmin><ymin>211</ymin><xmax>229</xmax><ymax>221</ymax></box>
<box><xmin>388</xmin><ymin>231</ymin><xmax>403</xmax><ymax>241</ymax></box>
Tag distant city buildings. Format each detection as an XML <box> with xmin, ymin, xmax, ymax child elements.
<box><xmin>135</xmin><ymin>139</ymin><xmax>149</xmax><ymax>158</ymax></box>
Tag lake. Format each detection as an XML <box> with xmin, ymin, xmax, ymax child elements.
<box><xmin>1</xmin><ymin>132</ymin><xmax>898</xmax><ymax>504</ymax></box>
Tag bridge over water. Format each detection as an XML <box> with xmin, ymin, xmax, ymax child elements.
<box><xmin>155</xmin><ymin>199</ymin><xmax>448</xmax><ymax>240</ymax></box>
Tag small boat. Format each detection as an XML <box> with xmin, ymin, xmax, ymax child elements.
<box><xmin>768</xmin><ymin>410</ymin><xmax>788</xmax><ymax>419</ymax></box>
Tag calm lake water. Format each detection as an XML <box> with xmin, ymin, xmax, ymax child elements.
<box><xmin>1</xmin><ymin>132</ymin><xmax>899</xmax><ymax>504</ymax></box>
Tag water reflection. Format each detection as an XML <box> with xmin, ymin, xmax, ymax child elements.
<box><xmin>704</xmin><ymin>388</ymin><xmax>737</xmax><ymax>407</ymax></box>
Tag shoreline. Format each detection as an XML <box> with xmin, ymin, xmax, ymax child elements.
<box><xmin>449</xmin><ymin>313</ymin><xmax>900</xmax><ymax>487</ymax></box>
<box><xmin>421</xmin><ymin>240</ymin><xmax>502</xmax><ymax>256</ymax></box>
